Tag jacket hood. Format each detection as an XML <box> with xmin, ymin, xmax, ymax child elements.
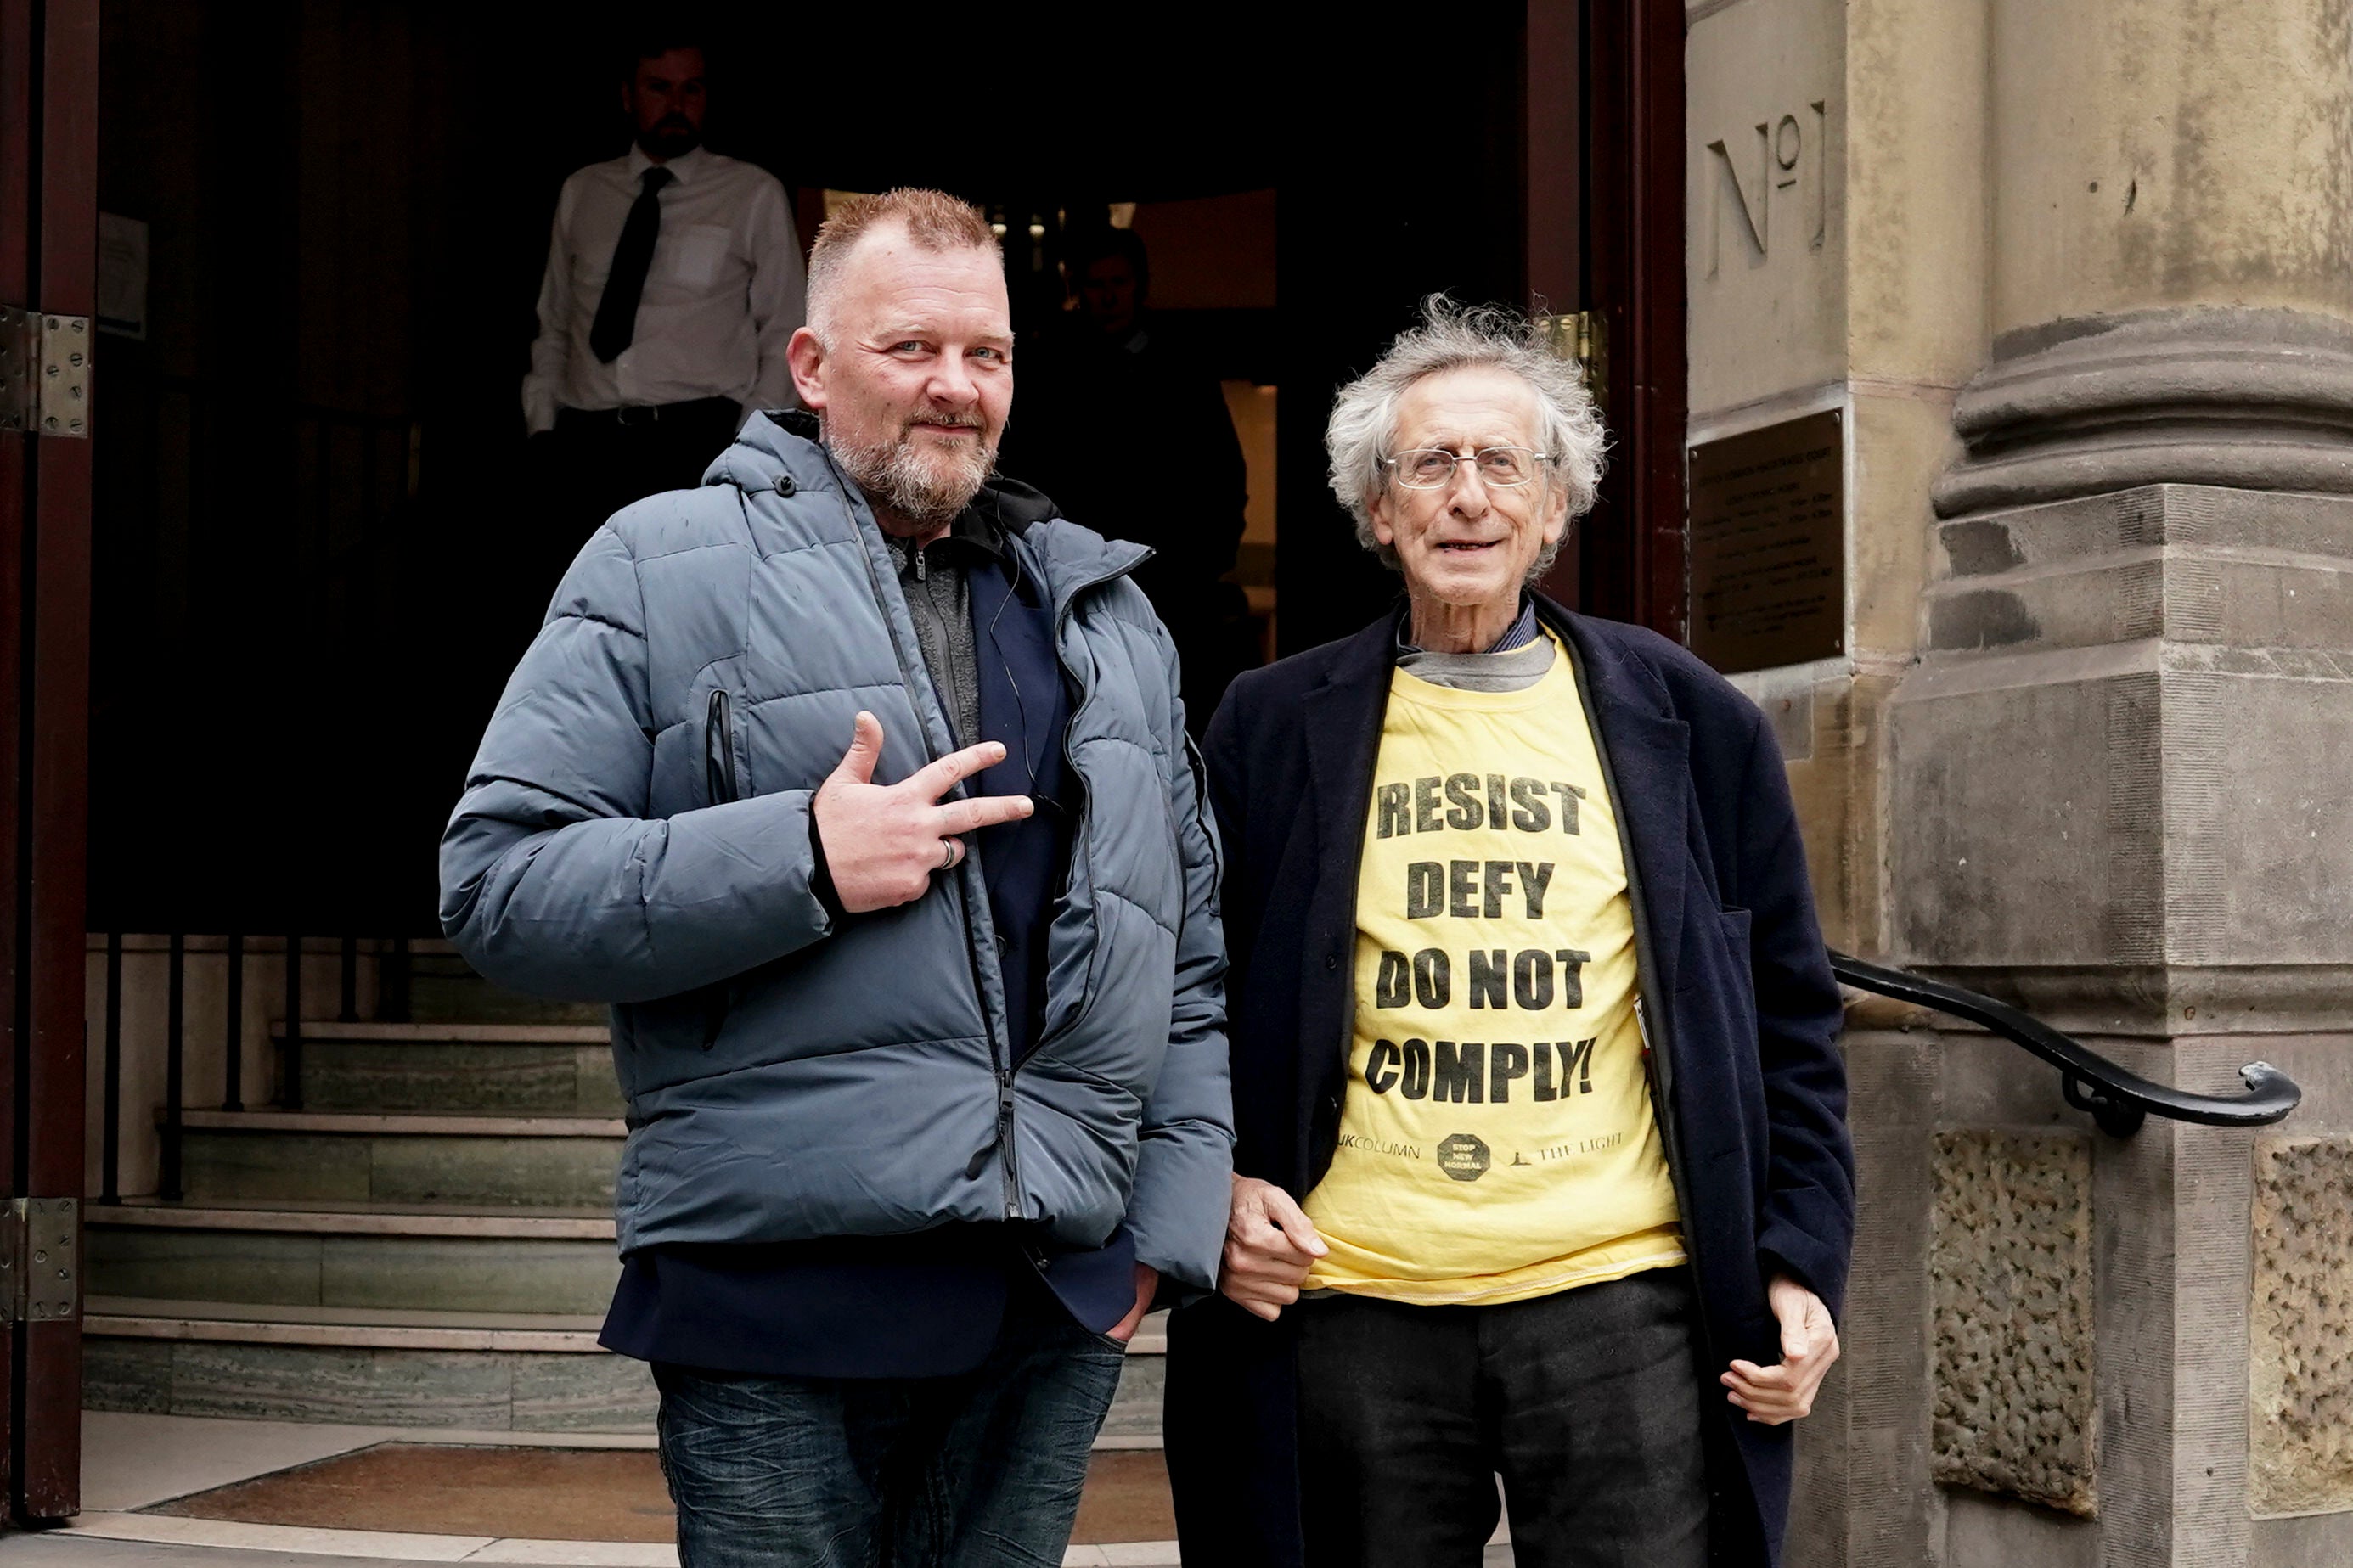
<box><xmin>712</xmin><ymin>408</ymin><xmax>1150</xmax><ymax>605</ymax></box>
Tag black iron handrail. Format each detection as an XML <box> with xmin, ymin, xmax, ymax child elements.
<box><xmin>93</xmin><ymin>933</ymin><xmax>422</xmax><ymax>1205</ymax></box>
<box><xmin>1829</xmin><ymin>950</ymin><xmax>2301</xmax><ymax>1138</ymax></box>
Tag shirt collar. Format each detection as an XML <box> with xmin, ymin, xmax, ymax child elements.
<box><xmin>886</xmin><ymin>506</ymin><xmax>1009</xmax><ymax>574</ymax></box>
<box><xmin>1397</xmin><ymin>594</ymin><xmax>1540</xmax><ymax>655</ymax></box>
<box><xmin>946</xmin><ymin>505</ymin><xmax>1008</xmax><ymax>561</ymax></box>
<box><xmin>625</xmin><ymin>143</ymin><xmax>708</xmax><ymax>186</ymax></box>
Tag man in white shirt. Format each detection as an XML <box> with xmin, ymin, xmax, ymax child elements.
<box><xmin>523</xmin><ymin>36</ymin><xmax>805</xmax><ymax>550</ymax></box>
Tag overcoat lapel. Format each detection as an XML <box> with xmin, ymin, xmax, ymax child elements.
<box><xmin>1551</xmin><ymin>605</ymin><xmax>1693</xmax><ymax>1000</ymax></box>
<box><xmin>1294</xmin><ymin>617</ymin><xmax>1398</xmax><ymax>1128</ymax></box>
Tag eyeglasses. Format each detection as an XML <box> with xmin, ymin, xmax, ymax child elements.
<box><xmin>1382</xmin><ymin>446</ymin><xmax>1552</xmax><ymax>489</ymax></box>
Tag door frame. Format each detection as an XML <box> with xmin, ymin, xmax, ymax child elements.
<box><xmin>1573</xmin><ymin>0</ymin><xmax>1687</xmax><ymax>639</ymax></box>
<box><xmin>2</xmin><ymin>0</ymin><xmax>98</xmax><ymax>1525</ymax></box>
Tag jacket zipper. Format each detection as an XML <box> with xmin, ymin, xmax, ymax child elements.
<box><xmin>833</xmin><ymin>463</ymin><xmax>1146</xmax><ymax>1221</ymax></box>
<box><xmin>1020</xmin><ymin>546</ymin><xmax>1152</xmax><ymax>1067</ymax></box>
<box><xmin>700</xmin><ymin>688</ymin><xmax>741</xmax><ymax>1046</ymax></box>
<box><xmin>835</xmin><ymin>478</ymin><xmax>1022</xmax><ymax>1213</ymax></box>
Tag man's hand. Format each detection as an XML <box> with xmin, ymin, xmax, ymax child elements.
<box><xmin>1722</xmin><ymin>1274</ymin><xmax>1839</xmax><ymax>1425</ymax></box>
<box><xmin>1104</xmin><ymin>1263</ymin><xmax>1160</xmax><ymax>1345</ymax></box>
<box><xmin>811</xmin><ymin>712</ymin><xmax>1034</xmax><ymax>913</ymax></box>
<box><xmin>1218</xmin><ymin>1175</ymin><xmax>1327</xmax><ymax>1322</ymax></box>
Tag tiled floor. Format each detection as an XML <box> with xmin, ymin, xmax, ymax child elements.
<box><xmin>0</xmin><ymin>1540</ymin><xmax>475</xmax><ymax>1568</ymax></box>
<box><xmin>150</xmin><ymin>1446</ymin><xmax>680</xmax><ymax>1543</ymax></box>
<box><xmin>8</xmin><ymin>1412</ymin><xmax>1516</xmax><ymax>1566</ymax></box>
<box><xmin>13</xmin><ymin>1413</ymin><xmax>1196</xmax><ymax>1566</ymax></box>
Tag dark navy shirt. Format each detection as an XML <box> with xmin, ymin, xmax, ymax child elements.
<box><xmin>600</xmin><ymin>504</ymin><xmax>1135</xmax><ymax>1378</ymax></box>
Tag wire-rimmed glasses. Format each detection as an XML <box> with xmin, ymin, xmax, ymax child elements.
<box><xmin>1382</xmin><ymin>446</ymin><xmax>1552</xmax><ymax>489</ymax></box>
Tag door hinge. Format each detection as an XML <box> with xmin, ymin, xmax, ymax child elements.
<box><xmin>1</xmin><ymin>1198</ymin><xmax>80</xmax><ymax>1324</ymax></box>
<box><xmin>0</xmin><ymin>307</ymin><xmax>93</xmax><ymax>438</ymax></box>
<box><xmin>1536</xmin><ymin>309</ymin><xmax>1608</xmax><ymax>414</ymax></box>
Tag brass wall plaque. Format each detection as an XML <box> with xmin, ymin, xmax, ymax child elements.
<box><xmin>1686</xmin><ymin>409</ymin><xmax>1844</xmax><ymax>674</ymax></box>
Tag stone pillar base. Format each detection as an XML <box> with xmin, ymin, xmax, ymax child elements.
<box><xmin>1872</xmin><ymin>482</ymin><xmax>2353</xmax><ymax>1567</ymax></box>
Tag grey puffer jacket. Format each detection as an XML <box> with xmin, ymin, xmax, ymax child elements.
<box><xmin>438</xmin><ymin>413</ymin><xmax>1234</xmax><ymax>1289</ymax></box>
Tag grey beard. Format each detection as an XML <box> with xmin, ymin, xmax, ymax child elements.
<box><xmin>826</xmin><ymin>419</ymin><xmax>999</xmax><ymax>530</ymax></box>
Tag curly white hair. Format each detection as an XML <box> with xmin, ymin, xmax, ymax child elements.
<box><xmin>1324</xmin><ymin>296</ymin><xmax>1608</xmax><ymax>577</ymax></box>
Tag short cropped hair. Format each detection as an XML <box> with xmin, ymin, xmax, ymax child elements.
<box><xmin>621</xmin><ymin>32</ymin><xmax>705</xmax><ymax>85</ymax></box>
<box><xmin>1325</xmin><ymin>296</ymin><xmax>1608</xmax><ymax>576</ymax></box>
<box><xmin>806</xmin><ymin>189</ymin><xmax>1001</xmax><ymax>346</ymax></box>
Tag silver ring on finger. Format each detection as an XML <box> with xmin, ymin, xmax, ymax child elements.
<box><xmin>939</xmin><ymin>838</ymin><xmax>960</xmax><ymax>872</ymax></box>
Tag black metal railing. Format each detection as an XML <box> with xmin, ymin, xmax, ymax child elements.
<box><xmin>89</xmin><ymin>936</ymin><xmax>2297</xmax><ymax>1201</ymax></box>
<box><xmin>92</xmin><ymin>933</ymin><xmax>422</xmax><ymax>1206</ymax></box>
<box><xmin>1831</xmin><ymin>950</ymin><xmax>2302</xmax><ymax>1138</ymax></box>
<box><xmin>88</xmin><ymin>378</ymin><xmax>455</xmax><ymax>1202</ymax></box>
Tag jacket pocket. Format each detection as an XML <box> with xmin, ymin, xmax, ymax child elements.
<box><xmin>704</xmin><ymin>688</ymin><xmax>740</xmax><ymax>808</ymax></box>
<box><xmin>696</xmin><ymin>688</ymin><xmax>741</xmax><ymax>1047</ymax></box>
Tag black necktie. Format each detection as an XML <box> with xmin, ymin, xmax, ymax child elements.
<box><xmin>589</xmin><ymin>166</ymin><xmax>674</xmax><ymax>364</ymax></box>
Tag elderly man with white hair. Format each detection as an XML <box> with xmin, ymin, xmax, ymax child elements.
<box><xmin>1163</xmin><ymin>299</ymin><xmax>1854</xmax><ymax>1568</ymax></box>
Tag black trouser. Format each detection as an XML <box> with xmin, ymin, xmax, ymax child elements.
<box><xmin>1292</xmin><ymin>1268</ymin><xmax>1711</xmax><ymax>1568</ymax></box>
<box><xmin>530</xmin><ymin>396</ymin><xmax>743</xmax><ymax>588</ymax></box>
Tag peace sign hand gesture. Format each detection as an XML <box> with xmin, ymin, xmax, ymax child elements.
<box><xmin>811</xmin><ymin>711</ymin><xmax>1035</xmax><ymax>913</ymax></box>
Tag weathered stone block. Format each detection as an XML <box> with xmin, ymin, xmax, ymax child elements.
<box><xmin>1931</xmin><ymin>1128</ymin><xmax>2097</xmax><ymax>1517</ymax></box>
<box><xmin>1101</xmin><ymin>1353</ymin><xmax>1166</xmax><ymax>1441</ymax></box>
<box><xmin>318</xmin><ymin>1235</ymin><xmax>620</xmax><ymax>1314</ymax></box>
<box><xmin>2251</xmin><ymin>1136</ymin><xmax>2353</xmax><ymax>1516</ymax></box>
<box><xmin>81</xmin><ymin>1336</ymin><xmax>174</xmax><ymax>1415</ymax></box>
<box><xmin>305</xmin><ymin>1040</ymin><xmax>583</xmax><ymax>1113</ymax></box>
<box><xmin>368</xmin><ymin>1133</ymin><xmax>619</xmax><ymax>1208</ymax></box>
<box><xmin>167</xmin><ymin>1341</ymin><xmax>514</xmax><ymax>1428</ymax></box>
<box><xmin>511</xmin><ymin>1351</ymin><xmax>657</xmax><ymax>1433</ymax></box>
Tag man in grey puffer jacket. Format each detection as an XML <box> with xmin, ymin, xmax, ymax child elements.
<box><xmin>439</xmin><ymin>188</ymin><xmax>1233</xmax><ymax>1566</ymax></box>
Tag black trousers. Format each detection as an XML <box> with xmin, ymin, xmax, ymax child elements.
<box><xmin>527</xmin><ymin>397</ymin><xmax>743</xmax><ymax>592</ymax></box>
<box><xmin>1292</xmin><ymin>1268</ymin><xmax>1712</xmax><ymax>1568</ymax></box>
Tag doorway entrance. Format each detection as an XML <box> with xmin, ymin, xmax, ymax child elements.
<box><xmin>12</xmin><ymin>0</ymin><xmax>1686</xmax><ymax>1524</ymax></box>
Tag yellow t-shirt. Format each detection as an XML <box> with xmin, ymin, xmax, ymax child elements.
<box><xmin>1303</xmin><ymin>634</ymin><xmax>1684</xmax><ymax>1305</ymax></box>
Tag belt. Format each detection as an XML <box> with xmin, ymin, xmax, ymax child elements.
<box><xmin>560</xmin><ymin>396</ymin><xmax>740</xmax><ymax>429</ymax></box>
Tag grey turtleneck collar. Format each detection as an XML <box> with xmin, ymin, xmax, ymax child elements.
<box><xmin>1395</xmin><ymin>596</ymin><xmax>1553</xmax><ymax>693</ymax></box>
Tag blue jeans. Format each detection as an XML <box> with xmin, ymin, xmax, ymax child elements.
<box><xmin>652</xmin><ymin>1282</ymin><xmax>1129</xmax><ymax>1568</ymax></box>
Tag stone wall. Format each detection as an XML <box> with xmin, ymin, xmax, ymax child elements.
<box><xmin>1688</xmin><ymin>0</ymin><xmax>2353</xmax><ymax>1559</ymax></box>
<box><xmin>2250</xmin><ymin>1137</ymin><xmax>2353</xmax><ymax>1517</ymax></box>
<box><xmin>1929</xmin><ymin>1129</ymin><xmax>2097</xmax><ymax>1516</ymax></box>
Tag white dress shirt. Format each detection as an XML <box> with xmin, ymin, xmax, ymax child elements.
<box><xmin>522</xmin><ymin>144</ymin><xmax>805</xmax><ymax>434</ymax></box>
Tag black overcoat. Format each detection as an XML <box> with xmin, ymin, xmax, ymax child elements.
<box><xmin>1164</xmin><ymin>600</ymin><xmax>1854</xmax><ymax>1567</ymax></box>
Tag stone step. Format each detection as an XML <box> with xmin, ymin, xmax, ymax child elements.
<box><xmin>273</xmin><ymin>1022</ymin><xmax>622</xmax><ymax>1116</ymax></box>
<box><xmin>172</xmin><ymin>1110</ymin><xmax>624</xmax><ymax>1209</ymax></box>
<box><xmin>400</xmin><ymin>946</ymin><xmax>607</xmax><ymax>1027</ymax></box>
<box><xmin>82</xmin><ymin>1296</ymin><xmax>656</xmax><ymax>1432</ymax></box>
<box><xmin>86</xmin><ymin>1295</ymin><xmax>613</xmax><ymax>1350</ymax></box>
<box><xmin>82</xmin><ymin>1298</ymin><xmax>1166</xmax><ymax>1439</ymax></box>
<box><xmin>87</xmin><ymin>1201</ymin><xmax>622</xmax><ymax>1314</ymax></box>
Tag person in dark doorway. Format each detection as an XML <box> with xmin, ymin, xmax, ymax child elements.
<box><xmin>521</xmin><ymin>33</ymin><xmax>803</xmax><ymax>552</ymax></box>
<box><xmin>1162</xmin><ymin>299</ymin><xmax>1854</xmax><ymax>1568</ymax></box>
<box><xmin>1003</xmin><ymin>225</ymin><xmax>1251</xmax><ymax>732</ymax></box>
<box><xmin>444</xmin><ymin>189</ymin><xmax>1231</xmax><ymax>1565</ymax></box>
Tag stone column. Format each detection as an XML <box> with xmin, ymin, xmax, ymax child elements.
<box><xmin>1685</xmin><ymin>0</ymin><xmax>1989</xmax><ymax>1560</ymax></box>
<box><xmin>1890</xmin><ymin>2</ymin><xmax>2353</xmax><ymax>1564</ymax></box>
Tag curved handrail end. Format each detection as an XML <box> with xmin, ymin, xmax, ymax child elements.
<box><xmin>1827</xmin><ymin>950</ymin><xmax>2301</xmax><ymax>1135</ymax></box>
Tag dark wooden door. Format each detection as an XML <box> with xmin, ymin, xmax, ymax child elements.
<box><xmin>1271</xmin><ymin>1</ymin><xmax>1684</xmax><ymax>653</ymax></box>
<box><xmin>1</xmin><ymin>0</ymin><xmax>98</xmax><ymax>1524</ymax></box>
<box><xmin>1573</xmin><ymin>0</ymin><xmax>1687</xmax><ymax>638</ymax></box>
